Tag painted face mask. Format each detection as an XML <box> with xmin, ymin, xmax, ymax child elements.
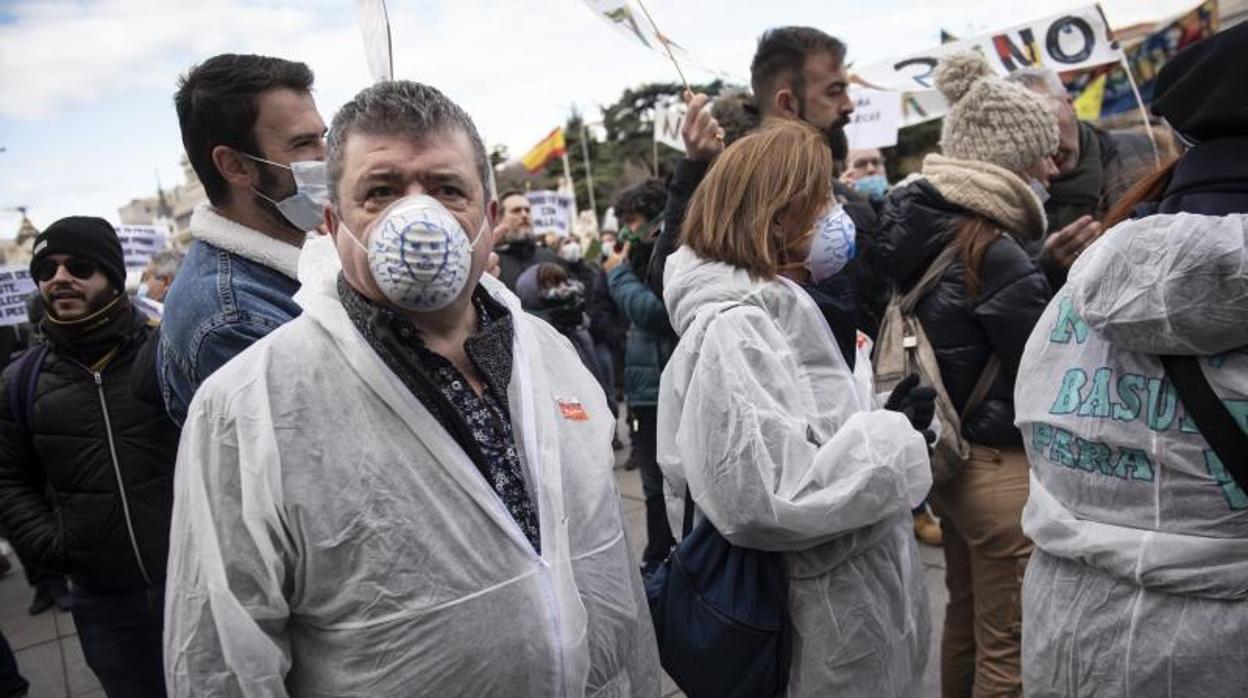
<box><xmin>245</xmin><ymin>154</ymin><xmax>327</xmax><ymax>232</ymax></box>
<box><xmin>340</xmin><ymin>194</ymin><xmax>487</xmax><ymax>312</ymax></box>
<box><xmin>852</xmin><ymin>174</ymin><xmax>889</xmax><ymax>201</ymax></box>
<box><xmin>805</xmin><ymin>204</ymin><xmax>857</xmax><ymax>283</ymax></box>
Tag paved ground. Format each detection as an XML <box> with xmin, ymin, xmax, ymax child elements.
<box><xmin>0</xmin><ymin>553</ymin><xmax>101</xmax><ymax>698</ymax></box>
<box><xmin>0</xmin><ymin>445</ymin><xmax>947</xmax><ymax>698</ymax></box>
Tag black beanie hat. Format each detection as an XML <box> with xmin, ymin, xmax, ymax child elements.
<box><xmin>31</xmin><ymin>216</ymin><xmax>127</xmax><ymax>291</ymax></box>
<box><xmin>1151</xmin><ymin>21</ymin><xmax>1248</xmax><ymax>144</ymax></box>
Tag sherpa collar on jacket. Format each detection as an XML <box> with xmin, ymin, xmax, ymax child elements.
<box><xmin>189</xmin><ymin>203</ymin><xmax>302</xmax><ymax>280</ymax></box>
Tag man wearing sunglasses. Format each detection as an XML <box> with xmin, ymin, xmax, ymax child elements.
<box><xmin>0</xmin><ymin>216</ymin><xmax>179</xmax><ymax>696</ymax></box>
<box><xmin>159</xmin><ymin>53</ymin><xmax>327</xmax><ymax>426</ymax></box>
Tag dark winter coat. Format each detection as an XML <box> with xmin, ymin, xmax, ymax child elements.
<box><xmin>1140</xmin><ymin>136</ymin><xmax>1248</xmax><ymax>217</ymax></box>
<box><xmin>879</xmin><ymin>179</ymin><xmax>1051</xmax><ymax>448</ymax></box>
<box><xmin>0</xmin><ymin>309</ymin><xmax>179</xmax><ymax>592</ymax></box>
<box><xmin>495</xmin><ymin>238</ymin><xmax>558</xmax><ymax>291</ymax></box>
<box><xmin>1046</xmin><ymin>121</ymin><xmax>1153</xmax><ymax>233</ymax></box>
<box><xmin>563</xmin><ymin>259</ymin><xmax>626</xmax><ymax>352</ymax></box>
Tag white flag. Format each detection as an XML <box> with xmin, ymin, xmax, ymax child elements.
<box><xmin>356</xmin><ymin>0</ymin><xmax>393</xmax><ymax>83</ymax></box>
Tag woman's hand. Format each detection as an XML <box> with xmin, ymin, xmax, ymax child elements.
<box><xmin>884</xmin><ymin>373</ymin><xmax>937</xmax><ymax>441</ymax></box>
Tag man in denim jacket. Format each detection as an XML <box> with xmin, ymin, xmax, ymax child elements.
<box><xmin>159</xmin><ymin>54</ymin><xmax>327</xmax><ymax>424</ymax></box>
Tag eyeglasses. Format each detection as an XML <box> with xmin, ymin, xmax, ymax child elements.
<box><xmin>32</xmin><ymin>258</ymin><xmax>98</xmax><ymax>283</ymax></box>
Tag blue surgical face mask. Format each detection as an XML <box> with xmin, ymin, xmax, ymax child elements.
<box><xmin>852</xmin><ymin>174</ymin><xmax>889</xmax><ymax>201</ymax></box>
<box><xmin>1026</xmin><ymin>176</ymin><xmax>1051</xmax><ymax>205</ymax></box>
<box><xmin>806</xmin><ymin>204</ymin><xmax>857</xmax><ymax>283</ymax></box>
<box><xmin>245</xmin><ymin>154</ymin><xmax>327</xmax><ymax>232</ymax></box>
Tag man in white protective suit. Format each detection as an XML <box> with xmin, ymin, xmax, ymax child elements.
<box><xmin>163</xmin><ymin>79</ymin><xmax>660</xmax><ymax>697</ymax></box>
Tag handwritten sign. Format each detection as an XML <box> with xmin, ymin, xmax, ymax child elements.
<box><xmin>0</xmin><ymin>266</ymin><xmax>35</xmax><ymax>326</ymax></box>
<box><xmin>856</xmin><ymin>6</ymin><xmax>1121</xmax><ymax>92</ymax></box>
<box><xmin>526</xmin><ymin>190</ymin><xmax>576</xmax><ymax>238</ymax></box>
<box><xmin>654</xmin><ymin>99</ymin><xmax>687</xmax><ymax>153</ymax></box>
<box><xmin>116</xmin><ymin>225</ymin><xmax>170</xmax><ymax>272</ymax></box>
<box><xmin>845</xmin><ymin>87</ymin><xmax>902</xmax><ymax>149</ymax></box>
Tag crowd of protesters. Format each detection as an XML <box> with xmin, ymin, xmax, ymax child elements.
<box><xmin>0</xmin><ymin>16</ymin><xmax>1244</xmax><ymax>698</ymax></box>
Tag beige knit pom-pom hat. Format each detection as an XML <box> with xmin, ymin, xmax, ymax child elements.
<box><xmin>934</xmin><ymin>51</ymin><xmax>1059</xmax><ymax>173</ymax></box>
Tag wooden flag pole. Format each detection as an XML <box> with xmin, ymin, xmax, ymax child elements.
<box><xmin>561</xmin><ymin>151</ymin><xmax>575</xmax><ymax>195</ymax></box>
<box><xmin>634</xmin><ymin>0</ymin><xmax>690</xmax><ymax>93</ymax></box>
<box><xmin>1119</xmin><ymin>54</ymin><xmax>1162</xmax><ymax>168</ymax></box>
<box><xmin>1096</xmin><ymin>3</ymin><xmax>1160</xmax><ymax>168</ymax></box>
<box><xmin>580</xmin><ymin>123</ymin><xmax>597</xmax><ymax>217</ymax></box>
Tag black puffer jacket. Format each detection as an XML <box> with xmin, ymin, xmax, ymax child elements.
<box><xmin>0</xmin><ymin>310</ymin><xmax>179</xmax><ymax>591</ymax></box>
<box><xmin>879</xmin><ymin>179</ymin><xmax>1051</xmax><ymax>447</ymax></box>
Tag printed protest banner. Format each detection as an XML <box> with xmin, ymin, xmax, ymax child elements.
<box><xmin>856</xmin><ymin>6</ymin><xmax>1121</xmax><ymax>92</ymax></box>
<box><xmin>653</xmin><ymin>99</ymin><xmax>687</xmax><ymax>153</ymax></box>
<box><xmin>527</xmin><ymin>190</ymin><xmax>576</xmax><ymax>238</ymax></box>
<box><xmin>116</xmin><ymin>225</ymin><xmax>170</xmax><ymax>272</ymax></box>
<box><xmin>0</xmin><ymin>266</ymin><xmax>35</xmax><ymax>326</ymax></box>
<box><xmin>845</xmin><ymin>87</ymin><xmax>902</xmax><ymax>149</ymax></box>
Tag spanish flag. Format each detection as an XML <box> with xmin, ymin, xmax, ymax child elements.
<box><xmin>522</xmin><ymin>127</ymin><xmax>567</xmax><ymax>173</ymax></box>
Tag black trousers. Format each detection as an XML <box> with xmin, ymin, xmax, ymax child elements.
<box><xmin>632</xmin><ymin>406</ymin><xmax>675</xmax><ymax>569</ymax></box>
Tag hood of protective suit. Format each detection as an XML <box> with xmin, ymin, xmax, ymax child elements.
<box><xmin>658</xmin><ymin>246</ymin><xmax>932</xmax><ymax>696</ymax></box>
<box><xmin>1015</xmin><ymin>212</ymin><xmax>1248</xmax><ymax>602</ymax></box>
<box><xmin>165</xmin><ymin>235</ymin><xmax>659</xmax><ymax>697</ymax></box>
<box><xmin>1067</xmin><ymin>212</ymin><xmax>1248</xmax><ymax>355</ymax></box>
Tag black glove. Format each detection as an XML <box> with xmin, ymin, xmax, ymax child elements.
<box><xmin>884</xmin><ymin>373</ymin><xmax>937</xmax><ymax>438</ymax></box>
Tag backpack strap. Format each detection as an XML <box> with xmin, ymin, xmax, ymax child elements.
<box><xmin>961</xmin><ymin>355</ymin><xmax>1001</xmax><ymax>422</ymax></box>
<box><xmin>7</xmin><ymin>343</ymin><xmax>49</xmax><ymax>435</ymax></box>
<box><xmin>898</xmin><ymin>243</ymin><xmax>1001</xmax><ymax>421</ymax></box>
<box><xmin>1161</xmin><ymin>355</ymin><xmax>1248</xmax><ymax>493</ymax></box>
<box><xmin>900</xmin><ymin>244</ymin><xmax>960</xmax><ymax>315</ymax></box>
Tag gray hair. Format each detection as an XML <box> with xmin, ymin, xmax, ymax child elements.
<box><xmin>1005</xmin><ymin>67</ymin><xmax>1067</xmax><ymax>99</ymax></box>
<box><xmin>326</xmin><ymin>80</ymin><xmax>491</xmax><ymax>208</ymax></box>
<box><xmin>146</xmin><ymin>250</ymin><xmax>184</xmax><ymax>279</ymax></box>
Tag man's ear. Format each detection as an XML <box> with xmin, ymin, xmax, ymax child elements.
<box><xmin>487</xmin><ymin>199</ymin><xmax>499</xmax><ymax>228</ymax></box>
<box><xmin>212</xmin><ymin>145</ymin><xmax>255</xmax><ymax>188</ymax></box>
<box><xmin>772</xmin><ymin>87</ymin><xmax>800</xmax><ymax>120</ymax></box>
<box><xmin>324</xmin><ymin>204</ymin><xmax>339</xmax><ymax>240</ymax></box>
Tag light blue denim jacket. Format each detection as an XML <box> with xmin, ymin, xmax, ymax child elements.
<box><xmin>158</xmin><ymin>206</ymin><xmax>302</xmax><ymax>425</ymax></box>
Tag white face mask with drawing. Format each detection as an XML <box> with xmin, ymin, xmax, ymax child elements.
<box><xmin>339</xmin><ymin>194</ymin><xmax>487</xmax><ymax>312</ymax></box>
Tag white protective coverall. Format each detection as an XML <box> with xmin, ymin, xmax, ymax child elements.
<box><xmin>657</xmin><ymin>247</ymin><xmax>933</xmax><ymax>697</ymax></box>
<box><xmin>1015</xmin><ymin>213</ymin><xmax>1248</xmax><ymax>697</ymax></box>
<box><xmin>163</xmin><ymin>236</ymin><xmax>660</xmax><ymax>697</ymax></box>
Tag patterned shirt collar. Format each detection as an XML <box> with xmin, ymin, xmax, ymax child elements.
<box><xmin>336</xmin><ymin>274</ymin><xmax>515</xmax><ymax>409</ymax></box>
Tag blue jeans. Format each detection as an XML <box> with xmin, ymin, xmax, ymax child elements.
<box><xmin>71</xmin><ymin>585</ymin><xmax>166</xmax><ymax>698</ymax></box>
<box><xmin>0</xmin><ymin>631</ymin><xmax>28</xmax><ymax>698</ymax></box>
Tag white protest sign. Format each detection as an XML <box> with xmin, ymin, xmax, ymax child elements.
<box><xmin>654</xmin><ymin>99</ymin><xmax>687</xmax><ymax>153</ymax></box>
<box><xmin>856</xmin><ymin>6</ymin><xmax>1121</xmax><ymax>92</ymax></box>
<box><xmin>526</xmin><ymin>190</ymin><xmax>576</xmax><ymax>238</ymax></box>
<box><xmin>845</xmin><ymin>87</ymin><xmax>902</xmax><ymax>149</ymax></box>
<box><xmin>0</xmin><ymin>266</ymin><xmax>35</xmax><ymax>327</ymax></box>
<box><xmin>116</xmin><ymin>225</ymin><xmax>170</xmax><ymax>272</ymax></box>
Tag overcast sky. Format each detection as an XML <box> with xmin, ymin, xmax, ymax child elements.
<box><xmin>0</xmin><ymin>0</ymin><xmax>1199</xmax><ymax>237</ymax></box>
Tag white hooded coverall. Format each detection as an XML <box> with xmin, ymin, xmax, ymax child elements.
<box><xmin>163</xmin><ymin>237</ymin><xmax>660</xmax><ymax>697</ymax></box>
<box><xmin>1015</xmin><ymin>213</ymin><xmax>1248</xmax><ymax>697</ymax></box>
<box><xmin>657</xmin><ymin>247</ymin><xmax>933</xmax><ymax>697</ymax></box>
